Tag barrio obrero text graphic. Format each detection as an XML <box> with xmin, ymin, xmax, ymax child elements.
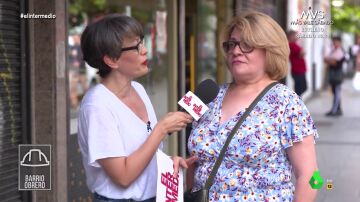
<box><xmin>19</xmin><ymin>145</ymin><xmax>51</xmax><ymax>190</ymax></box>
<box><xmin>20</xmin><ymin>13</ymin><xmax>56</xmax><ymax>19</ymax></box>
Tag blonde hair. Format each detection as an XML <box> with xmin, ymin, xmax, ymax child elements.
<box><xmin>221</xmin><ymin>11</ymin><xmax>289</xmax><ymax>80</ymax></box>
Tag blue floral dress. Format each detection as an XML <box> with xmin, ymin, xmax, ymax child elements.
<box><xmin>188</xmin><ymin>83</ymin><xmax>318</xmax><ymax>202</ymax></box>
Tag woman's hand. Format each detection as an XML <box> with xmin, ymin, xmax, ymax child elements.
<box><xmin>172</xmin><ymin>156</ymin><xmax>198</xmax><ymax>178</ymax></box>
<box><xmin>155</xmin><ymin>112</ymin><xmax>193</xmax><ymax>136</ymax></box>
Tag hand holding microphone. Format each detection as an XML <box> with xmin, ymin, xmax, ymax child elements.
<box><xmin>178</xmin><ymin>79</ymin><xmax>219</xmax><ymax>120</ymax></box>
<box><xmin>156</xmin><ymin>112</ymin><xmax>193</xmax><ymax>135</ymax></box>
<box><xmin>153</xmin><ymin>79</ymin><xmax>219</xmax><ymax>137</ymax></box>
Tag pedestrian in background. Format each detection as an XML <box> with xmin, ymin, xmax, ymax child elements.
<box><xmin>357</xmin><ymin>51</ymin><xmax>360</xmax><ymax>72</ymax></box>
<box><xmin>350</xmin><ymin>35</ymin><xmax>360</xmax><ymax>74</ymax></box>
<box><xmin>352</xmin><ymin>51</ymin><xmax>360</xmax><ymax>91</ymax></box>
<box><xmin>355</xmin><ymin>36</ymin><xmax>360</xmax><ymax>72</ymax></box>
<box><xmin>78</xmin><ymin>14</ymin><xmax>196</xmax><ymax>202</ymax></box>
<box><xmin>186</xmin><ymin>11</ymin><xmax>319</xmax><ymax>202</ymax></box>
<box><xmin>324</xmin><ymin>36</ymin><xmax>346</xmax><ymax>116</ymax></box>
<box><xmin>287</xmin><ymin>30</ymin><xmax>308</xmax><ymax>97</ymax></box>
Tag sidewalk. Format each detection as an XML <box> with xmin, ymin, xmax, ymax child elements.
<box><xmin>305</xmin><ymin>79</ymin><xmax>360</xmax><ymax>202</ymax></box>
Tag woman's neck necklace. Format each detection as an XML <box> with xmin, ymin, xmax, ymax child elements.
<box><xmin>102</xmin><ymin>79</ymin><xmax>132</xmax><ymax>99</ymax></box>
<box><xmin>114</xmin><ymin>83</ymin><xmax>132</xmax><ymax>99</ymax></box>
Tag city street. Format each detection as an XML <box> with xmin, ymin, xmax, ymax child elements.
<box><xmin>305</xmin><ymin>79</ymin><xmax>360</xmax><ymax>202</ymax></box>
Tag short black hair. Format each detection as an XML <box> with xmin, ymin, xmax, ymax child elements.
<box><xmin>332</xmin><ymin>36</ymin><xmax>342</xmax><ymax>42</ymax></box>
<box><xmin>81</xmin><ymin>14</ymin><xmax>144</xmax><ymax>78</ymax></box>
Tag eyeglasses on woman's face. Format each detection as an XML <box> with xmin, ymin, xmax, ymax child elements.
<box><xmin>121</xmin><ymin>38</ymin><xmax>145</xmax><ymax>54</ymax></box>
<box><xmin>222</xmin><ymin>40</ymin><xmax>254</xmax><ymax>54</ymax></box>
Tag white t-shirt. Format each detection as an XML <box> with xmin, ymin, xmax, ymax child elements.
<box><xmin>77</xmin><ymin>81</ymin><xmax>160</xmax><ymax>200</ymax></box>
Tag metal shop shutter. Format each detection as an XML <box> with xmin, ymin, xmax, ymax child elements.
<box><xmin>0</xmin><ymin>0</ymin><xmax>27</xmax><ymax>201</ymax></box>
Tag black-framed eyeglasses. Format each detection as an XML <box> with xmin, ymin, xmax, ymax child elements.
<box><xmin>121</xmin><ymin>38</ymin><xmax>145</xmax><ymax>54</ymax></box>
<box><xmin>222</xmin><ymin>40</ymin><xmax>254</xmax><ymax>54</ymax></box>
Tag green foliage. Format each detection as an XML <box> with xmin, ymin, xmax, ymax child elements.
<box><xmin>198</xmin><ymin>1</ymin><xmax>216</xmax><ymax>32</ymax></box>
<box><xmin>69</xmin><ymin>0</ymin><xmax>107</xmax><ymax>16</ymax></box>
<box><xmin>68</xmin><ymin>0</ymin><xmax>109</xmax><ymax>27</ymax></box>
<box><xmin>331</xmin><ymin>4</ymin><xmax>360</xmax><ymax>34</ymax></box>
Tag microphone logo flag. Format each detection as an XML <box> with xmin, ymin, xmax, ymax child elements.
<box><xmin>178</xmin><ymin>91</ymin><xmax>209</xmax><ymax>121</ymax></box>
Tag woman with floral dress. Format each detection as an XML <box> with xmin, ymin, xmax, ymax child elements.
<box><xmin>187</xmin><ymin>11</ymin><xmax>319</xmax><ymax>202</ymax></box>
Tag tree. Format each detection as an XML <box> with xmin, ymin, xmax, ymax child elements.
<box><xmin>332</xmin><ymin>4</ymin><xmax>360</xmax><ymax>34</ymax></box>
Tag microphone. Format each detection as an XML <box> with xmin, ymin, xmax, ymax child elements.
<box><xmin>193</xmin><ymin>79</ymin><xmax>219</xmax><ymax>105</ymax></box>
<box><xmin>166</xmin><ymin>79</ymin><xmax>219</xmax><ymax>135</ymax></box>
<box><xmin>147</xmin><ymin>121</ymin><xmax>152</xmax><ymax>132</ymax></box>
<box><xmin>178</xmin><ymin>79</ymin><xmax>219</xmax><ymax>120</ymax></box>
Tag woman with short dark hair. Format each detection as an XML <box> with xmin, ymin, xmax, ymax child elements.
<box><xmin>78</xmin><ymin>14</ymin><xmax>196</xmax><ymax>202</ymax></box>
